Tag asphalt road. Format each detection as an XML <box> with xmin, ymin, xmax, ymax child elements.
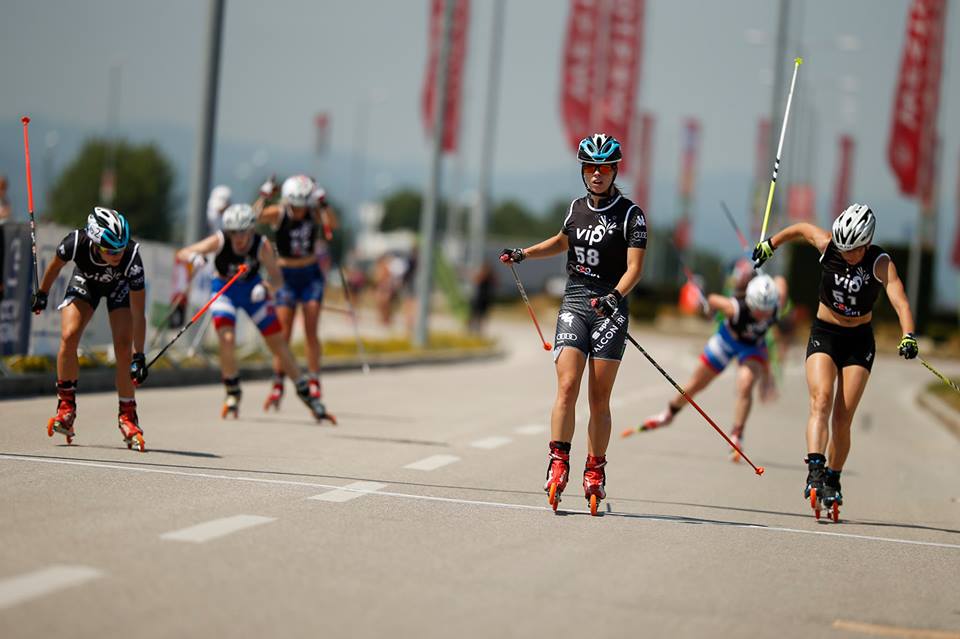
<box><xmin>2</xmin><ymin>319</ymin><xmax>959</xmax><ymax>638</ymax></box>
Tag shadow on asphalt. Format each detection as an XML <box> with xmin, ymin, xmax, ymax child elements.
<box><xmin>332</xmin><ymin>434</ymin><xmax>449</xmax><ymax>447</ymax></box>
<box><xmin>53</xmin><ymin>444</ymin><xmax>221</xmax><ymax>459</ymax></box>
<box><xmin>7</xmin><ymin>451</ymin><xmax>957</xmax><ymax>536</ymax></box>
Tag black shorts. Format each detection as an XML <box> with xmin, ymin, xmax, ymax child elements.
<box><xmin>554</xmin><ymin>277</ymin><xmax>628</xmax><ymax>362</ymax></box>
<box><xmin>805</xmin><ymin>318</ymin><xmax>875</xmax><ymax>371</ymax></box>
<box><xmin>59</xmin><ymin>272</ymin><xmax>132</xmax><ymax>312</ymax></box>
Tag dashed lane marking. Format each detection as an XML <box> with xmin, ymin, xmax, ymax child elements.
<box><xmin>160</xmin><ymin>515</ymin><xmax>276</xmax><ymax>544</ymax></box>
<box><xmin>470</xmin><ymin>436</ymin><xmax>512</xmax><ymax>450</ymax></box>
<box><xmin>3</xmin><ymin>454</ymin><xmax>960</xmax><ymax>552</ymax></box>
<box><xmin>0</xmin><ymin>565</ymin><xmax>102</xmax><ymax>610</ymax></box>
<box><xmin>309</xmin><ymin>481</ymin><xmax>387</xmax><ymax>502</ymax></box>
<box><xmin>832</xmin><ymin>619</ymin><xmax>960</xmax><ymax>638</ymax></box>
<box><xmin>403</xmin><ymin>454</ymin><xmax>460</xmax><ymax>471</ymax></box>
<box><xmin>514</xmin><ymin>424</ymin><xmax>546</xmax><ymax>435</ymax></box>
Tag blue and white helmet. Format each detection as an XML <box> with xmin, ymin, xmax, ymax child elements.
<box><xmin>86</xmin><ymin>207</ymin><xmax>130</xmax><ymax>251</ymax></box>
<box><xmin>577</xmin><ymin>133</ymin><xmax>622</xmax><ymax>164</ymax></box>
<box><xmin>832</xmin><ymin>203</ymin><xmax>875</xmax><ymax>251</ymax></box>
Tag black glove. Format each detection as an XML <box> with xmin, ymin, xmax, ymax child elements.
<box><xmin>499</xmin><ymin>248</ymin><xmax>525</xmax><ymax>264</ymax></box>
<box><xmin>898</xmin><ymin>333</ymin><xmax>918</xmax><ymax>360</ymax></box>
<box><xmin>31</xmin><ymin>290</ymin><xmax>48</xmax><ymax>314</ymax></box>
<box><xmin>752</xmin><ymin>239</ymin><xmax>775</xmax><ymax>268</ymax></box>
<box><xmin>592</xmin><ymin>290</ymin><xmax>623</xmax><ymax>317</ymax></box>
<box><xmin>130</xmin><ymin>352</ymin><xmax>149</xmax><ymax>385</ymax></box>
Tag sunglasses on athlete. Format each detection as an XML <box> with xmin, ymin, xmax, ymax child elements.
<box><xmin>99</xmin><ymin>245</ymin><xmax>125</xmax><ymax>256</ymax></box>
<box><xmin>582</xmin><ymin>163</ymin><xmax>615</xmax><ymax>175</ymax></box>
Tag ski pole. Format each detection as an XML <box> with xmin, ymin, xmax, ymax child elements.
<box><xmin>323</xmin><ymin>220</ymin><xmax>371</xmax><ymax>374</ymax></box>
<box><xmin>757</xmin><ymin>57</ymin><xmax>803</xmax><ymax>250</ymax></box>
<box><xmin>144</xmin><ymin>264</ymin><xmax>248</xmax><ymax>372</ymax></box>
<box><xmin>920</xmin><ymin>358</ymin><xmax>960</xmax><ymax>394</ymax></box>
<box><xmin>720</xmin><ymin>200</ymin><xmax>749</xmax><ymax>251</ymax></box>
<box><xmin>621</xmin><ymin>326</ymin><xmax>765</xmax><ymax>476</ymax></box>
<box><xmin>21</xmin><ymin>116</ymin><xmax>41</xmax><ymax>300</ymax></box>
<box><xmin>505</xmin><ymin>261</ymin><xmax>551</xmax><ymax>351</ymax></box>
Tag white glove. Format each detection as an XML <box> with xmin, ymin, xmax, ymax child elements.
<box><xmin>259</xmin><ymin>178</ymin><xmax>277</xmax><ymax>198</ymax></box>
<box><xmin>310</xmin><ymin>187</ymin><xmax>327</xmax><ymax>207</ymax></box>
<box><xmin>188</xmin><ymin>253</ymin><xmax>207</xmax><ymax>270</ymax></box>
<box><xmin>251</xmin><ymin>283</ymin><xmax>267</xmax><ymax>303</ymax></box>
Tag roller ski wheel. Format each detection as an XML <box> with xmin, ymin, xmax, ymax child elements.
<box><xmin>810</xmin><ymin>487</ymin><xmax>821</xmax><ymax>520</ymax></box>
<box><xmin>638</xmin><ymin>408</ymin><xmax>674</xmax><ymax>433</ymax></box>
<box><xmin>263</xmin><ymin>384</ymin><xmax>283</xmax><ymax>412</ymax></box>
<box><xmin>547</xmin><ymin>482</ymin><xmax>561</xmax><ymax>512</ymax></box>
<box><xmin>820</xmin><ymin>483</ymin><xmax>842</xmax><ymax>523</ymax></box>
<box><xmin>589</xmin><ymin>494</ymin><xmax>598</xmax><ymax>516</ymax></box>
<box><xmin>295</xmin><ymin>381</ymin><xmax>336</xmax><ymax>425</ymax></box>
<box><xmin>583</xmin><ymin>455</ymin><xmax>607</xmax><ymax>517</ymax></box>
<box><xmin>830</xmin><ymin>501</ymin><xmax>840</xmax><ymax>523</ymax></box>
<box><xmin>118</xmin><ymin>411</ymin><xmax>145</xmax><ymax>453</ymax></box>
<box><xmin>222</xmin><ymin>392</ymin><xmax>241</xmax><ymax>420</ymax></box>
<box><xmin>728</xmin><ymin>429</ymin><xmax>744</xmax><ymax>463</ymax></box>
<box><xmin>543</xmin><ymin>444</ymin><xmax>570</xmax><ymax>513</ymax></box>
<box><xmin>46</xmin><ymin>416</ymin><xmax>75</xmax><ymax>445</ymax></box>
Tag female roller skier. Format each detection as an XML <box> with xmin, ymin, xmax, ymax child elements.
<box><xmin>255</xmin><ymin>175</ymin><xmax>338</xmax><ymax>409</ymax></box>
<box><xmin>176</xmin><ymin>203</ymin><xmax>334</xmax><ymax>423</ymax></box>
<box><xmin>753</xmin><ymin>203</ymin><xmax>917</xmax><ymax>521</ymax></box>
<box><xmin>500</xmin><ymin>133</ymin><xmax>647</xmax><ymax>515</ymax></box>
<box><xmin>31</xmin><ymin>207</ymin><xmax>148</xmax><ymax>451</ymax></box>
<box><xmin>629</xmin><ymin>274</ymin><xmax>786</xmax><ymax>461</ymax></box>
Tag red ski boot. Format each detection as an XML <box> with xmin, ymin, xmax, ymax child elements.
<box><xmin>47</xmin><ymin>381</ymin><xmax>77</xmax><ymax>444</ymax></box>
<box><xmin>729</xmin><ymin>425</ymin><xmax>744</xmax><ymax>463</ymax></box>
<box><xmin>543</xmin><ymin>442</ymin><xmax>570</xmax><ymax>512</ymax></box>
<box><xmin>118</xmin><ymin>400</ymin><xmax>145</xmax><ymax>452</ymax></box>
<box><xmin>308</xmin><ymin>376</ymin><xmax>322</xmax><ymax>401</ymax></box>
<box><xmin>583</xmin><ymin>454</ymin><xmax>607</xmax><ymax>516</ymax></box>
<box><xmin>263</xmin><ymin>378</ymin><xmax>283</xmax><ymax>412</ymax></box>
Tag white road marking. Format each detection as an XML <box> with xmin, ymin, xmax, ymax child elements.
<box><xmin>514</xmin><ymin>424</ymin><xmax>546</xmax><ymax>435</ymax></box>
<box><xmin>160</xmin><ymin>515</ymin><xmax>275</xmax><ymax>544</ymax></box>
<box><xmin>0</xmin><ymin>565</ymin><xmax>102</xmax><ymax>610</ymax></box>
<box><xmin>403</xmin><ymin>454</ymin><xmax>460</xmax><ymax>471</ymax></box>
<box><xmin>470</xmin><ymin>436</ymin><xmax>512</xmax><ymax>450</ymax></box>
<box><xmin>309</xmin><ymin>481</ymin><xmax>387</xmax><ymax>502</ymax></box>
<box><xmin>3</xmin><ymin>454</ymin><xmax>960</xmax><ymax>552</ymax></box>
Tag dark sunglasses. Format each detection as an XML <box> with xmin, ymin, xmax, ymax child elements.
<box><xmin>582</xmin><ymin>163</ymin><xmax>615</xmax><ymax>175</ymax></box>
<box><xmin>99</xmin><ymin>245</ymin><xmax>125</xmax><ymax>256</ymax></box>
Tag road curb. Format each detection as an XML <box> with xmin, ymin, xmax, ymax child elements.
<box><xmin>916</xmin><ymin>389</ymin><xmax>960</xmax><ymax>441</ymax></box>
<box><xmin>0</xmin><ymin>348</ymin><xmax>504</xmax><ymax>400</ymax></box>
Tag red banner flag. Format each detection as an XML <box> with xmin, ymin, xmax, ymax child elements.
<box><xmin>314</xmin><ymin>113</ymin><xmax>330</xmax><ymax>156</ymax></box>
<box><xmin>679</xmin><ymin>118</ymin><xmax>700</xmax><ymax>199</ymax></box>
<box><xmin>422</xmin><ymin>0</ymin><xmax>470</xmax><ymax>153</ymax></box>
<box><xmin>560</xmin><ymin>0</ymin><xmax>645</xmax><ymax>171</ymax></box>
<box><xmin>831</xmin><ymin>135</ymin><xmax>855</xmax><ymax>218</ymax></box>
<box><xmin>887</xmin><ymin>0</ymin><xmax>946</xmax><ymax>196</ymax></box>
<box><xmin>632</xmin><ymin>112</ymin><xmax>654</xmax><ymax>212</ymax></box>
<box><xmin>787</xmin><ymin>184</ymin><xmax>815</xmax><ymax>221</ymax></box>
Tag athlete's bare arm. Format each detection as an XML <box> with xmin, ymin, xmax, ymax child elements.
<box><xmin>769</xmin><ymin>222</ymin><xmax>831</xmax><ymax>253</ymax></box>
<box><xmin>316</xmin><ymin>205</ymin><xmax>339</xmax><ymax>235</ymax></box>
<box><xmin>38</xmin><ymin>255</ymin><xmax>67</xmax><ymax>293</ymax></box>
<box><xmin>256</xmin><ymin>203</ymin><xmax>283</xmax><ymax>227</ymax></box>
<box><xmin>523</xmin><ymin>232</ymin><xmax>569</xmax><ymax>259</ymax></box>
<box><xmin>707</xmin><ymin>294</ymin><xmax>736</xmax><ymax>318</ymax></box>
<box><xmin>258</xmin><ymin>240</ymin><xmax>284</xmax><ymax>295</ymax></box>
<box><xmin>130</xmin><ymin>288</ymin><xmax>147</xmax><ymax>353</ymax></box>
<box><xmin>875</xmin><ymin>255</ymin><xmax>916</xmax><ymax>336</ymax></box>
<box><xmin>176</xmin><ymin>234</ymin><xmax>221</xmax><ymax>262</ymax></box>
<box><xmin>613</xmin><ymin>247</ymin><xmax>645</xmax><ymax>297</ymax></box>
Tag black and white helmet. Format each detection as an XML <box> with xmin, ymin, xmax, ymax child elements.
<box><xmin>745</xmin><ymin>274</ymin><xmax>779</xmax><ymax>313</ymax></box>
<box><xmin>832</xmin><ymin>203</ymin><xmax>875</xmax><ymax>251</ymax></box>
<box><xmin>281</xmin><ymin>175</ymin><xmax>315</xmax><ymax>207</ymax></box>
<box><xmin>221</xmin><ymin>204</ymin><xmax>256</xmax><ymax>232</ymax></box>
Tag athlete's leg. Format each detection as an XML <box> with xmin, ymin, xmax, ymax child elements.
<box><xmin>264</xmin><ymin>331</ymin><xmax>303</xmax><ymax>381</ymax></box>
<box><xmin>274</xmin><ymin>304</ymin><xmax>296</xmax><ymax>373</ymax></box>
<box><xmin>672</xmin><ymin>362</ymin><xmax>720</xmax><ymax>410</ymax></box>
<box><xmin>826</xmin><ymin>365</ymin><xmax>870</xmax><ymax>471</ymax></box>
<box><xmin>805</xmin><ymin>353</ymin><xmax>838</xmax><ymax>454</ymax></box>
<box><xmin>732</xmin><ymin>359</ymin><xmax>764</xmax><ymax>433</ymax></box>
<box><xmin>217</xmin><ymin>325</ymin><xmax>238</xmax><ymax>379</ymax></box>
<box><xmin>302</xmin><ymin>300</ymin><xmax>322</xmax><ymax>374</ymax></box>
<box><xmin>57</xmin><ymin>301</ymin><xmax>95</xmax><ymax>381</ymax></box>
<box><xmin>108</xmin><ymin>307</ymin><xmax>135</xmax><ymax>398</ymax></box>
<box><xmin>586</xmin><ymin>358</ymin><xmax>620</xmax><ymax>456</ymax></box>
<box><xmin>551</xmin><ymin>348</ymin><xmax>587</xmax><ymax>443</ymax></box>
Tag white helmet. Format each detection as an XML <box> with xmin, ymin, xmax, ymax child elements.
<box><xmin>221</xmin><ymin>203</ymin><xmax>256</xmax><ymax>232</ymax></box>
<box><xmin>832</xmin><ymin>203</ymin><xmax>875</xmax><ymax>251</ymax></box>
<box><xmin>207</xmin><ymin>185</ymin><xmax>232</xmax><ymax>212</ymax></box>
<box><xmin>281</xmin><ymin>175</ymin><xmax>315</xmax><ymax>207</ymax></box>
<box><xmin>745</xmin><ymin>274</ymin><xmax>779</xmax><ymax>313</ymax></box>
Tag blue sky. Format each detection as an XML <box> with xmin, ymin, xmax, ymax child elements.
<box><xmin>2</xmin><ymin>0</ymin><xmax>959</xmax><ymax>306</ymax></box>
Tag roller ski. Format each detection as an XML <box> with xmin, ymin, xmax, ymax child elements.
<box><xmin>803</xmin><ymin>455</ymin><xmax>827</xmax><ymax>520</ymax></box>
<box><xmin>623</xmin><ymin>406</ymin><xmax>675</xmax><ymax>438</ymax></box>
<box><xmin>583</xmin><ymin>454</ymin><xmax>606</xmax><ymax>516</ymax></box>
<box><xmin>222</xmin><ymin>378</ymin><xmax>241</xmax><ymax>419</ymax></box>
<box><xmin>820</xmin><ymin>471</ymin><xmax>842</xmax><ymax>523</ymax></box>
<box><xmin>295</xmin><ymin>378</ymin><xmax>336</xmax><ymax>425</ymax></box>
<box><xmin>543</xmin><ymin>442</ymin><xmax>570</xmax><ymax>512</ymax></box>
<box><xmin>263</xmin><ymin>378</ymin><xmax>283</xmax><ymax>412</ymax></box>
<box><xmin>47</xmin><ymin>382</ymin><xmax>77</xmax><ymax>445</ymax></box>
<box><xmin>118</xmin><ymin>401</ymin><xmax>145</xmax><ymax>452</ymax></box>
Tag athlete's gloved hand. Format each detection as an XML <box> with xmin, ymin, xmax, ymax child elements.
<box><xmin>251</xmin><ymin>283</ymin><xmax>268</xmax><ymax>304</ymax></box>
<box><xmin>259</xmin><ymin>176</ymin><xmax>278</xmax><ymax>198</ymax></box>
<box><xmin>591</xmin><ymin>290</ymin><xmax>622</xmax><ymax>317</ymax></box>
<box><xmin>311</xmin><ymin>187</ymin><xmax>327</xmax><ymax>208</ymax></box>
<box><xmin>898</xmin><ymin>333</ymin><xmax>918</xmax><ymax>360</ymax></box>
<box><xmin>188</xmin><ymin>252</ymin><xmax>207</xmax><ymax>271</ymax></box>
<box><xmin>31</xmin><ymin>290</ymin><xmax>48</xmax><ymax>314</ymax></box>
<box><xmin>752</xmin><ymin>239</ymin><xmax>775</xmax><ymax>268</ymax></box>
<box><xmin>499</xmin><ymin>248</ymin><xmax>525</xmax><ymax>264</ymax></box>
<box><xmin>130</xmin><ymin>352</ymin><xmax>148</xmax><ymax>385</ymax></box>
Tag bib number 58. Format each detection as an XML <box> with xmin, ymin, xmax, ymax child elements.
<box><xmin>574</xmin><ymin>246</ymin><xmax>600</xmax><ymax>266</ymax></box>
